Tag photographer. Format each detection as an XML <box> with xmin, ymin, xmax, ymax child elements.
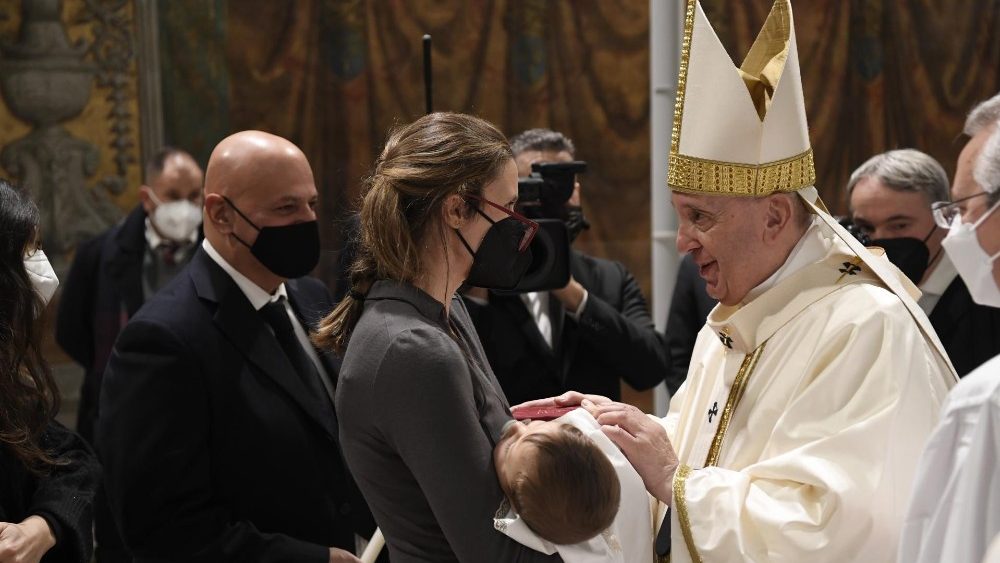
<box><xmin>462</xmin><ymin>128</ymin><xmax>667</xmax><ymax>405</ymax></box>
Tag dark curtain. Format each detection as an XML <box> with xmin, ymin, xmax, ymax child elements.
<box><xmin>704</xmin><ymin>0</ymin><xmax>1000</xmax><ymax>213</ymax></box>
<box><xmin>159</xmin><ymin>0</ymin><xmax>1000</xmax><ymax>295</ymax></box>
<box><xmin>159</xmin><ymin>0</ymin><xmax>651</xmax><ymax>291</ymax></box>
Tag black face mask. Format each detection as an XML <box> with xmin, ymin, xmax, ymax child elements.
<box><xmin>223</xmin><ymin>196</ymin><xmax>320</xmax><ymax>279</ymax></box>
<box><xmin>563</xmin><ymin>205</ymin><xmax>590</xmax><ymax>243</ymax></box>
<box><xmin>871</xmin><ymin>225</ymin><xmax>937</xmax><ymax>285</ymax></box>
<box><xmin>456</xmin><ymin>209</ymin><xmax>533</xmax><ymax>290</ymax></box>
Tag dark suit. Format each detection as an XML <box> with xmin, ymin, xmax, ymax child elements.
<box><xmin>57</xmin><ymin>205</ymin><xmax>150</xmax><ymax>444</ymax></box>
<box><xmin>97</xmin><ymin>248</ymin><xmax>375</xmax><ymax>563</ymax></box>
<box><xmin>664</xmin><ymin>254</ymin><xmax>717</xmax><ymax>395</ymax></box>
<box><xmin>929</xmin><ymin>276</ymin><xmax>1000</xmax><ymax>377</ymax></box>
<box><xmin>463</xmin><ymin>251</ymin><xmax>668</xmax><ymax>405</ymax></box>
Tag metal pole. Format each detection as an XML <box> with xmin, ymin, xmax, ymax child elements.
<box><xmin>136</xmin><ymin>0</ymin><xmax>165</xmax><ymax>178</ymax></box>
<box><xmin>423</xmin><ymin>34</ymin><xmax>433</xmax><ymax>114</ymax></box>
<box><xmin>650</xmin><ymin>0</ymin><xmax>684</xmax><ymax>416</ymax></box>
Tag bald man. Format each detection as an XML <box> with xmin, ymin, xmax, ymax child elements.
<box><xmin>97</xmin><ymin>132</ymin><xmax>376</xmax><ymax>563</ymax></box>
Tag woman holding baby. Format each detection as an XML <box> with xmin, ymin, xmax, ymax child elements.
<box><xmin>315</xmin><ymin>112</ymin><xmax>584</xmax><ymax>562</ymax></box>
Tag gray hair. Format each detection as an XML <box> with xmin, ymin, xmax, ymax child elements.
<box><xmin>965</xmin><ymin>93</ymin><xmax>1000</xmax><ymax>136</ymax></box>
<box><xmin>509</xmin><ymin>128</ymin><xmax>576</xmax><ymax>158</ymax></box>
<box><xmin>976</xmin><ymin>120</ymin><xmax>1000</xmax><ymax>206</ymax></box>
<box><xmin>845</xmin><ymin>148</ymin><xmax>950</xmax><ymax>205</ymax></box>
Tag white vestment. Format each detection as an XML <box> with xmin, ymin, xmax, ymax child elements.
<box><xmin>495</xmin><ymin>409</ymin><xmax>656</xmax><ymax>563</ymax></box>
<box><xmin>898</xmin><ymin>353</ymin><xmax>1000</xmax><ymax>563</ymax></box>
<box><xmin>663</xmin><ymin>219</ymin><xmax>956</xmax><ymax>563</ymax></box>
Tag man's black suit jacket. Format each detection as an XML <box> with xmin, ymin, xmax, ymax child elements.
<box><xmin>463</xmin><ymin>251</ymin><xmax>668</xmax><ymax>405</ymax></box>
<box><xmin>57</xmin><ymin>205</ymin><xmax>152</xmax><ymax>444</ymax></box>
<box><xmin>97</xmin><ymin>249</ymin><xmax>375</xmax><ymax>563</ymax></box>
<box><xmin>664</xmin><ymin>254</ymin><xmax>717</xmax><ymax>395</ymax></box>
<box><xmin>929</xmin><ymin>275</ymin><xmax>1000</xmax><ymax>377</ymax></box>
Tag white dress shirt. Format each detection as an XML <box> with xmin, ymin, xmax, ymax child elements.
<box><xmin>918</xmin><ymin>252</ymin><xmax>958</xmax><ymax>315</ymax></box>
<box><xmin>520</xmin><ymin>292</ymin><xmax>552</xmax><ymax>348</ymax></box>
<box><xmin>202</xmin><ymin>239</ymin><xmax>334</xmax><ymax>401</ymax></box>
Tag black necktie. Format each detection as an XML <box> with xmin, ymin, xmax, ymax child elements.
<box><xmin>259</xmin><ymin>297</ymin><xmax>331</xmax><ymax>406</ymax></box>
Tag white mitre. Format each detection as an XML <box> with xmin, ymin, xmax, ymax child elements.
<box><xmin>668</xmin><ymin>0</ymin><xmax>956</xmax><ymax>378</ymax></box>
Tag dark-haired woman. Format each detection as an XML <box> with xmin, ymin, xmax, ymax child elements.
<box><xmin>0</xmin><ymin>181</ymin><xmax>100</xmax><ymax>563</ymax></box>
<box><xmin>315</xmin><ymin>113</ymin><xmax>559</xmax><ymax>562</ymax></box>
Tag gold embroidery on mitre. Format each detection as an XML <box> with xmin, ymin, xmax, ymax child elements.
<box><xmin>670</xmin><ymin>0</ymin><xmax>697</xmax><ymax>156</ymax></box>
<box><xmin>668</xmin><ymin>0</ymin><xmax>817</xmax><ymax>197</ymax></box>
<box><xmin>669</xmin><ymin>149</ymin><xmax>816</xmax><ymax>197</ymax></box>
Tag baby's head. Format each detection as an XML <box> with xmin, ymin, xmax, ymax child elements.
<box><xmin>494</xmin><ymin>419</ymin><xmax>621</xmax><ymax>545</ymax></box>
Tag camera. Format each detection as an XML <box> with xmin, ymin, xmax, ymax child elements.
<box><xmin>505</xmin><ymin>161</ymin><xmax>587</xmax><ymax>293</ymax></box>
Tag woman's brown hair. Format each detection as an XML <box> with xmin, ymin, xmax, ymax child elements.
<box><xmin>0</xmin><ymin>180</ymin><xmax>62</xmax><ymax>472</ymax></box>
<box><xmin>314</xmin><ymin>112</ymin><xmax>513</xmax><ymax>354</ymax></box>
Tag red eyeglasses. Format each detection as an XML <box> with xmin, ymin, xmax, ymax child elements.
<box><xmin>465</xmin><ymin>194</ymin><xmax>539</xmax><ymax>252</ymax></box>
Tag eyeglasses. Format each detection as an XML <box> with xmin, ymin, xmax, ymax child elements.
<box><xmin>931</xmin><ymin>191</ymin><xmax>990</xmax><ymax>229</ymax></box>
<box><xmin>465</xmin><ymin>194</ymin><xmax>539</xmax><ymax>252</ymax></box>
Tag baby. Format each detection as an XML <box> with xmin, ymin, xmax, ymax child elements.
<box><xmin>493</xmin><ymin>407</ymin><xmax>655</xmax><ymax>562</ymax></box>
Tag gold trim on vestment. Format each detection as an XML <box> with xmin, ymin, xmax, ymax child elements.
<box><xmin>704</xmin><ymin>341</ymin><xmax>768</xmax><ymax>467</ymax></box>
<box><xmin>673</xmin><ymin>464</ymin><xmax>703</xmax><ymax>563</ymax></box>
<box><xmin>669</xmin><ymin>0</ymin><xmax>697</xmax><ymax>155</ymax></box>
<box><xmin>668</xmin><ymin>150</ymin><xmax>816</xmax><ymax>197</ymax></box>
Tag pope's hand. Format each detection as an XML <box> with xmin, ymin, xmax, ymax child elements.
<box><xmin>329</xmin><ymin>547</ymin><xmax>361</xmax><ymax>563</ymax></box>
<box><xmin>593</xmin><ymin>403</ymin><xmax>679</xmax><ymax>504</ymax></box>
<box><xmin>511</xmin><ymin>391</ymin><xmax>612</xmax><ymax>414</ymax></box>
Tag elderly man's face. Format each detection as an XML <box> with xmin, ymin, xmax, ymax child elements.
<box><xmin>952</xmin><ymin>126</ymin><xmax>1000</xmax><ymax>276</ymax></box>
<box><xmin>672</xmin><ymin>192</ymin><xmax>774</xmax><ymax>305</ymax></box>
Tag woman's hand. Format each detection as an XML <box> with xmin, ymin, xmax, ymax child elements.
<box><xmin>511</xmin><ymin>391</ymin><xmax>612</xmax><ymax>413</ymax></box>
<box><xmin>0</xmin><ymin>516</ymin><xmax>56</xmax><ymax>563</ymax></box>
<box><xmin>592</xmin><ymin>403</ymin><xmax>679</xmax><ymax>504</ymax></box>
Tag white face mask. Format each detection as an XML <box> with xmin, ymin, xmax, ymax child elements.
<box><xmin>941</xmin><ymin>199</ymin><xmax>1000</xmax><ymax>307</ymax></box>
<box><xmin>149</xmin><ymin>192</ymin><xmax>202</xmax><ymax>242</ymax></box>
<box><xmin>24</xmin><ymin>249</ymin><xmax>59</xmax><ymax>308</ymax></box>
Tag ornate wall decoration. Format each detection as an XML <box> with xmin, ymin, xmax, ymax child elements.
<box><xmin>0</xmin><ymin>0</ymin><xmax>142</xmax><ymax>269</ymax></box>
<box><xmin>81</xmin><ymin>0</ymin><xmax>134</xmax><ymax>188</ymax></box>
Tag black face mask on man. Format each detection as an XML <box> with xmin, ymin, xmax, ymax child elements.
<box><xmin>455</xmin><ymin>200</ymin><xmax>535</xmax><ymax>290</ymax></box>
<box><xmin>871</xmin><ymin>224</ymin><xmax>937</xmax><ymax>285</ymax></box>
<box><xmin>222</xmin><ymin>196</ymin><xmax>320</xmax><ymax>279</ymax></box>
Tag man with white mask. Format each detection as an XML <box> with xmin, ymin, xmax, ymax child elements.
<box><xmin>55</xmin><ymin>146</ymin><xmax>203</xmax><ymax>563</ymax></box>
<box><xmin>899</xmin><ymin>95</ymin><xmax>1000</xmax><ymax>563</ymax></box>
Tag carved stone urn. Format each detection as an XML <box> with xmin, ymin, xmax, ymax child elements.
<box><xmin>0</xmin><ymin>0</ymin><xmax>119</xmax><ymax>264</ymax></box>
